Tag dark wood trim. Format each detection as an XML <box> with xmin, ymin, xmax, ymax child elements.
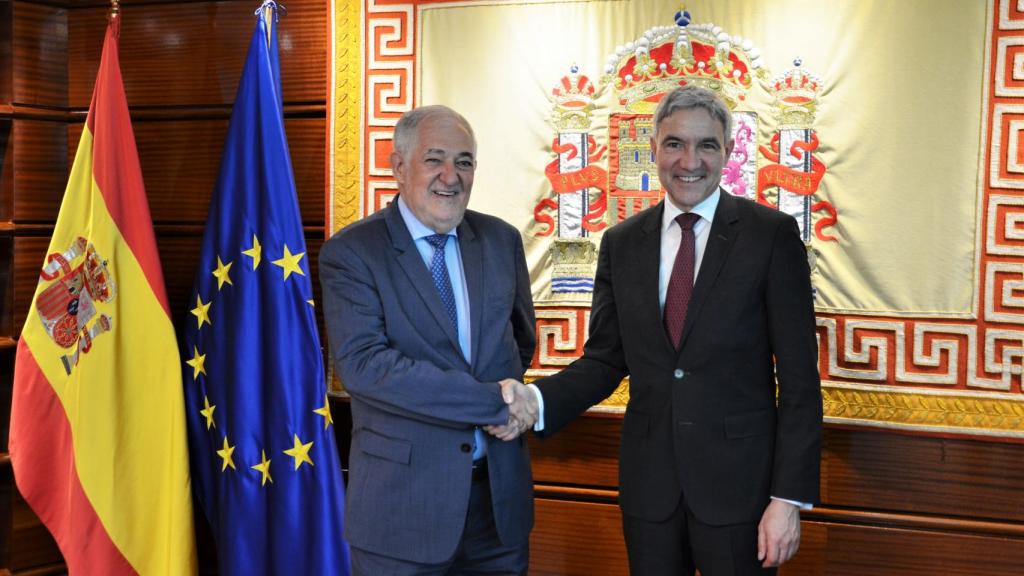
<box><xmin>535</xmin><ymin>484</ymin><xmax>1024</xmax><ymax>540</ymax></box>
<box><xmin>126</xmin><ymin>103</ymin><xmax>326</xmax><ymax>121</ymax></box>
<box><xmin>0</xmin><ymin>103</ymin><xmax>324</xmax><ymax>122</ymax></box>
<box><xmin>534</xmin><ymin>484</ymin><xmax>618</xmax><ymax>504</ymax></box>
<box><xmin>0</xmin><ymin>222</ymin><xmax>324</xmax><ymax>237</ymax></box>
<box><xmin>0</xmin><ymin>338</ymin><xmax>14</xmax><ymax>351</ymax></box>
<box><xmin>805</xmin><ymin>506</ymin><xmax>1024</xmax><ymax>539</ymax></box>
<box><xmin>0</xmin><ymin>453</ymin><xmax>8</xmax><ymax>468</ymax></box>
<box><xmin>0</xmin><ymin>223</ymin><xmax>54</xmax><ymax>237</ymax></box>
<box><xmin>0</xmin><ymin>105</ymin><xmax>71</xmax><ymax>122</ymax></box>
<box><xmin>153</xmin><ymin>223</ymin><xmax>325</xmax><ymax>236</ymax></box>
<box><xmin>1</xmin><ymin>564</ymin><xmax>69</xmax><ymax>576</ymax></box>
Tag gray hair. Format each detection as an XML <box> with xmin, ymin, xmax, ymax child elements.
<box><xmin>392</xmin><ymin>105</ymin><xmax>477</xmax><ymax>159</ymax></box>
<box><xmin>653</xmin><ymin>86</ymin><xmax>732</xmax><ymax>141</ymax></box>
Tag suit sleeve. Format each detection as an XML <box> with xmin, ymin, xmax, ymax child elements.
<box><xmin>511</xmin><ymin>231</ymin><xmax>537</xmax><ymax>374</ymax></box>
<box><xmin>318</xmin><ymin>236</ymin><xmax>511</xmax><ymax>429</ymax></box>
<box><xmin>766</xmin><ymin>217</ymin><xmax>823</xmax><ymax>504</ymax></box>
<box><xmin>536</xmin><ymin>232</ymin><xmax>628</xmax><ymax>436</ymax></box>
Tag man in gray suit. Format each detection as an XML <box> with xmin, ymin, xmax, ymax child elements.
<box><xmin>319</xmin><ymin>105</ymin><xmax>537</xmax><ymax>575</ymax></box>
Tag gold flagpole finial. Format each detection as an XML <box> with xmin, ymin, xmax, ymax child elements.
<box><xmin>111</xmin><ymin>0</ymin><xmax>120</xmax><ymax>17</ymax></box>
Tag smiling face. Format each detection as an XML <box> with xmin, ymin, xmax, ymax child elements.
<box><xmin>391</xmin><ymin>113</ymin><xmax>477</xmax><ymax>234</ymax></box>
<box><xmin>651</xmin><ymin>106</ymin><xmax>734</xmax><ymax>212</ymax></box>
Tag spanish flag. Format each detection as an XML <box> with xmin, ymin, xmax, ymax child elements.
<box><xmin>8</xmin><ymin>15</ymin><xmax>197</xmax><ymax>575</ymax></box>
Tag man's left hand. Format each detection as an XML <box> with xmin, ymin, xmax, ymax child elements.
<box><xmin>757</xmin><ymin>499</ymin><xmax>801</xmax><ymax>568</ymax></box>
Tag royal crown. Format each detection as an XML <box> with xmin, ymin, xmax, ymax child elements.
<box><xmin>769</xmin><ymin>59</ymin><xmax>823</xmax><ymax>126</ymax></box>
<box><xmin>601</xmin><ymin>9</ymin><xmax>766</xmax><ymax>113</ymax></box>
<box><xmin>552</xmin><ymin>65</ymin><xmax>598</xmax><ymax>131</ymax></box>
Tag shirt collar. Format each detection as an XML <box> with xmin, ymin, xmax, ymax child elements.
<box><xmin>662</xmin><ymin>188</ymin><xmax>721</xmax><ymax>232</ymax></box>
<box><xmin>397</xmin><ymin>196</ymin><xmax>459</xmax><ymax>241</ymax></box>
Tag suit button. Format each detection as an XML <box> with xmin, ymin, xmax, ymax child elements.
<box><xmin>460</xmin><ymin>443</ymin><xmax>472</xmax><ymax>453</ymax></box>
<box><xmin>673</xmin><ymin>369</ymin><xmax>685</xmax><ymax>379</ymax></box>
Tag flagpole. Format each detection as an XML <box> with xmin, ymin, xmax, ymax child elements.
<box><xmin>258</xmin><ymin>0</ymin><xmax>276</xmax><ymax>41</ymax></box>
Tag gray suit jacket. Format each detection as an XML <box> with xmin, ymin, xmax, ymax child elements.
<box><xmin>319</xmin><ymin>200</ymin><xmax>536</xmax><ymax>563</ymax></box>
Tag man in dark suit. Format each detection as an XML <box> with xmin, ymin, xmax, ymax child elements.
<box><xmin>319</xmin><ymin>105</ymin><xmax>537</xmax><ymax>575</ymax></box>
<box><xmin>494</xmin><ymin>86</ymin><xmax>822</xmax><ymax>575</ymax></box>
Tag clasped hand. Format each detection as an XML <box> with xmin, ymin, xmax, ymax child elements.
<box><xmin>483</xmin><ymin>379</ymin><xmax>538</xmax><ymax>441</ymax></box>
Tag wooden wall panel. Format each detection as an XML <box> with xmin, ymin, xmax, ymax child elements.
<box><xmin>0</xmin><ymin>347</ymin><xmax>12</xmax><ymax>452</ymax></box>
<box><xmin>527</xmin><ymin>415</ymin><xmax>1024</xmax><ymax>574</ymax></box>
<box><xmin>528</xmin><ymin>501</ymin><xmax>1024</xmax><ymax>576</ymax></box>
<box><xmin>288</xmin><ymin>117</ymin><xmax>326</xmax><ymax>226</ymax></box>
<box><xmin>0</xmin><ymin>119</ymin><xmax>11</xmax><ymax>222</ymax></box>
<box><xmin>2</xmin><ymin>0</ymin><xmax>331</xmax><ymax>573</ymax></box>
<box><xmin>821</xmin><ymin>428</ymin><xmax>1024</xmax><ymax>522</ymax></box>
<box><xmin>777</xmin><ymin>522</ymin><xmax>826</xmax><ymax>576</ymax></box>
<box><xmin>12</xmin><ymin>2</ymin><xmax>66</xmax><ymax>108</ymax></box>
<box><xmin>796</xmin><ymin>521</ymin><xmax>1024</xmax><ymax>576</ymax></box>
<box><xmin>532</xmin><ymin>416</ymin><xmax>1024</xmax><ymax>523</ymax></box>
<box><xmin>11</xmin><ymin>236</ymin><xmax>46</xmax><ymax>338</ymax></box>
<box><xmin>7</xmin><ymin>483</ymin><xmax>61</xmax><ymax>574</ymax></box>
<box><xmin>136</xmin><ymin>119</ymin><xmax>226</xmax><ymax>223</ymax></box>
<box><xmin>136</xmin><ymin>117</ymin><xmax>325</xmax><ymax>225</ymax></box>
<box><xmin>12</xmin><ymin>119</ymin><xmax>66</xmax><ymax>223</ymax></box>
<box><xmin>0</xmin><ymin>1</ymin><xmax>11</xmax><ymax>105</ymax></box>
<box><xmin>157</xmin><ymin>234</ymin><xmax>203</xmax><ymax>328</ymax></box>
<box><xmin>68</xmin><ymin>0</ymin><xmax>326</xmax><ymax>109</ymax></box>
<box><xmin>0</xmin><ymin>237</ymin><xmax>12</xmax><ymax>340</ymax></box>
<box><xmin>529</xmin><ymin>413</ymin><xmax>620</xmax><ymax>487</ymax></box>
<box><xmin>530</xmin><ymin>497</ymin><xmax>627</xmax><ymax>576</ymax></box>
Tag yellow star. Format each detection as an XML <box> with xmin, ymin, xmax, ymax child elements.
<box><xmin>200</xmin><ymin>395</ymin><xmax>216</xmax><ymax>430</ymax></box>
<box><xmin>271</xmin><ymin>244</ymin><xmax>306</xmax><ymax>281</ymax></box>
<box><xmin>186</xmin><ymin>346</ymin><xmax>206</xmax><ymax>380</ymax></box>
<box><xmin>283</xmin><ymin>434</ymin><xmax>315</xmax><ymax>470</ymax></box>
<box><xmin>313</xmin><ymin>394</ymin><xmax>333</xmax><ymax>430</ymax></box>
<box><xmin>251</xmin><ymin>449</ymin><xmax>273</xmax><ymax>486</ymax></box>
<box><xmin>191</xmin><ymin>295</ymin><xmax>212</xmax><ymax>329</ymax></box>
<box><xmin>217</xmin><ymin>436</ymin><xmax>236</xmax><ymax>471</ymax></box>
<box><xmin>212</xmin><ymin>256</ymin><xmax>234</xmax><ymax>290</ymax></box>
<box><xmin>242</xmin><ymin>234</ymin><xmax>262</xmax><ymax>270</ymax></box>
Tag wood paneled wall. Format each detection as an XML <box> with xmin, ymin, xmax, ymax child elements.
<box><xmin>0</xmin><ymin>0</ymin><xmax>327</xmax><ymax>572</ymax></box>
<box><xmin>2</xmin><ymin>1</ymin><xmax>1023</xmax><ymax>574</ymax></box>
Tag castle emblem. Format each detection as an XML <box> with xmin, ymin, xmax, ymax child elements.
<box><xmin>35</xmin><ymin>236</ymin><xmax>116</xmax><ymax>374</ymax></box>
<box><xmin>535</xmin><ymin>9</ymin><xmax>836</xmax><ymax>300</ymax></box>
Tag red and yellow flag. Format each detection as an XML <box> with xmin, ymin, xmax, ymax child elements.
<box><xmin>8</xmin><ymin>15</ymin><xmax>196</xmax><ymax>575</ymax></box>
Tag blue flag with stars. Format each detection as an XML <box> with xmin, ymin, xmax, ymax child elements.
<box><xmin>182</xmin><ymin>6</ymin><xmax>350</xmax><ymax>575</ymax></box>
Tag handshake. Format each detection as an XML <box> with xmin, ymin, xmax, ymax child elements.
<box><xmin>484</xmin><ymin>378</ymin><xmax>539</xmax><ymax>441</ymax></box>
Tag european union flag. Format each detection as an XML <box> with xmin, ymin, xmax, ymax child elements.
<box><xmin>182</xmin><ymin>5</ymin><xmax>350</xmax><ymax>574</ymax></box>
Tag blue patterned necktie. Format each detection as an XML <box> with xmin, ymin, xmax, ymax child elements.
<box><xmin>425</xmin><ymin>234</ymin><xmax>458</xmax><ymax>332</ymax></box>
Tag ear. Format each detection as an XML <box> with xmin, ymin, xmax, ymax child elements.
<box><xmin>390</xmin><ymin>151</ymin><xmax>406</xmax><ymax>186</ymax></box>
<box><xmin>649</xmin><ymin>136</ymin><xmax>658</xmax><ymax>160</ymax></box>
<box><xmin>724</xmin><ymin>138</ymin><xmax>735</xmax><ymax>159</ymax></box>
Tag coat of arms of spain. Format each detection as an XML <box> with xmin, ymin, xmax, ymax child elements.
<box><xmin>34</xmin><ymin>236</ymin><xmax>116</xmax><ymax>374</ymax></box>
<box><xmin>533</xmin><ymin>9</ymin><xmax>836</xmax><ymax>303</ymax></box>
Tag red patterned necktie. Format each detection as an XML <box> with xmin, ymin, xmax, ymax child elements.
<box><xmin>664</xmin><ymin>212</ymin><xmax>701</xmax><ymax>349</ymax></box>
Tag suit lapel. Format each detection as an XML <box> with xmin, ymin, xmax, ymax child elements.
<box><xmin>457</xmin><ymin>218</ymin><xmax>482</xmax><ymax>369</ymax></box>
<box><xmin>678</xmin><ymin>191</ymin><xmax>740</xmax><ymax>351</ymax></box>
<box><xmin>385</xmin><ymin>203</ymin><xmax>464</xmax><ymax>355</ymax></box>
<box><xmin>635</xmin><ymin>203</ymin><xmax>677</xmax><ymax>356</ymax></box>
